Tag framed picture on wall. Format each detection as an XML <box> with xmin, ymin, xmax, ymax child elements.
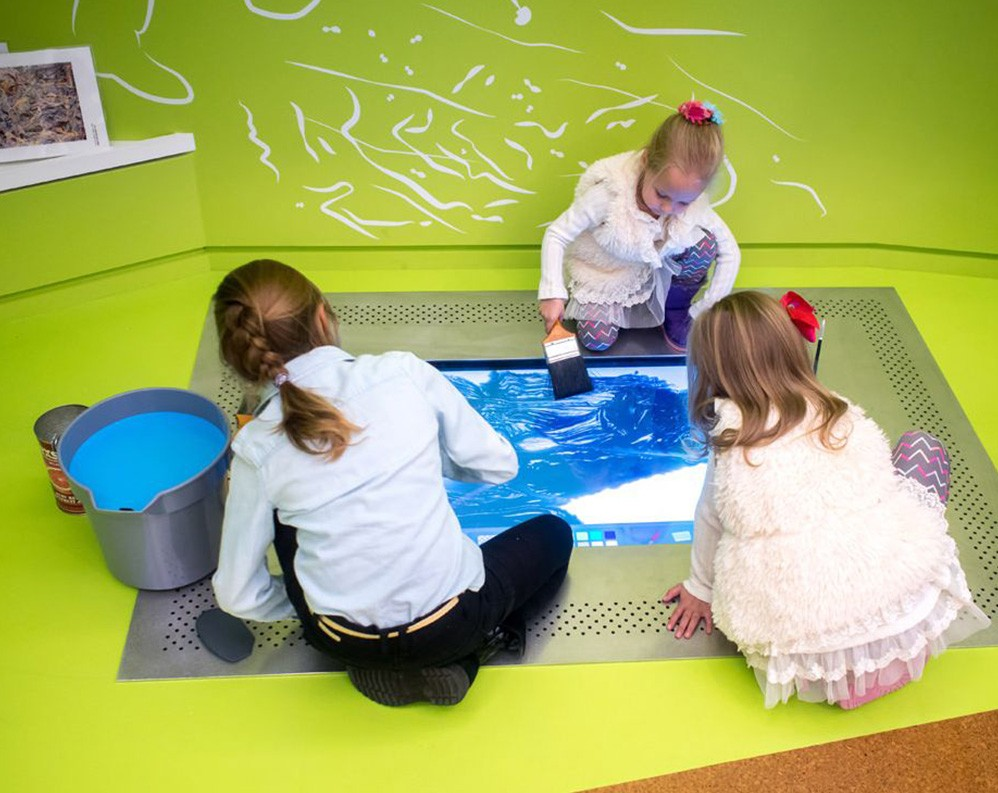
<box><xmin>0</xmin><ymin>46</ymin><xmax>109</xmax><ymax>163</ymax></box>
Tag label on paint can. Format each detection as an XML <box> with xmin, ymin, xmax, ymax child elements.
<box><xmin>33</xmin><ymin>404</ymin><xmax>88</xmax><ymax>514</ymax></box>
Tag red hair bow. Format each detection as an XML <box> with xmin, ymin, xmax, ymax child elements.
<box><xmin>780</xmin><ymin>291</ymin><xmax>820</xmax><ymax>343</ymax></box>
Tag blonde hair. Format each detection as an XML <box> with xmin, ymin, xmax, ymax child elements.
<box><xmin>213</xmin><ymin>259</ymin><xmax>360</xmax><ymax>460</ymax></box>
<box><xmin>687</xmin><ymin>291</ymin><xmax>848</xmax><ymax>456</ymax></box>
<box><xmin>645</xmin><ymin>112</ymin><xmax>725</xmax><ymax>181</ymax></box>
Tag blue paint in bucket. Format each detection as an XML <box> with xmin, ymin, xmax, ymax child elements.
<box><xmin>67</xmin><ymin>411</ymin><xmax>228</xmax><ymax>511</ymax></box>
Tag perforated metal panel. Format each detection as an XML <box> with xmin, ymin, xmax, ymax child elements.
<box><xmin>119</xmin><ymin>288</ymin><xmax>997</xmax><ymax>680</ymax></box>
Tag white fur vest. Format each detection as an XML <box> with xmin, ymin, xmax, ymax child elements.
<box><xmin>565</xmin><ymin>152</ymin><xmax>666</xmax><ymax>306</ymax></box>
<box><xmin>709</xmin><ymin>399</ymin><xmax>959</xmax><ymax>656</ymax></box>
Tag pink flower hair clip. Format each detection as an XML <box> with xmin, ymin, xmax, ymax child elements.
<box><xmin>678</xmin><ymin>100</ymin><xmax>725</xmax><ymax>126</ymax></box>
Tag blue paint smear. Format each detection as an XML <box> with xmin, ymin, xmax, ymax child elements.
<box><xmin>68</xmin><ymin>412</ymin><xmax>227</xmax><ymax>511</ymax></box>
<box><xmin>442</xmin><ymin>366</ymin><xmax>701</xmax><ymax>546</ymax></box>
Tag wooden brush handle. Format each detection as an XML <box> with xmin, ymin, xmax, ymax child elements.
<box><xmin>543</xmin><ymin>321</ymin><xmax>574</xmax><ymax>344</ymax></box>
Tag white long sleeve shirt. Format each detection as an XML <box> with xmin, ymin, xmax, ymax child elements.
<box><xmin>683</xmin><ymin>455</ymin><xmax>721</xmax><ymax>603</ymax></box>
<box><xmin>212</xmin><ymin>346</ymin><xmax>518</xmax><ymax>627</ymax></box>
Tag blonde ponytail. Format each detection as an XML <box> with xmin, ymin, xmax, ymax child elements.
<box><xmin>277</xmin><ymin>379</ymin><xmax>360</xmax><ymax>461</ymax></box>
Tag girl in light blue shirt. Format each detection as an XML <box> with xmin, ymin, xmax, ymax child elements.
<box><xmin>213</xmin><ymin>259</ymin><xmax>572</xmax><ymax>706</ymax></box>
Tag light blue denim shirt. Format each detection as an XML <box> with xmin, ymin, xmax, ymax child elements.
<box><xmin>212</xmin><ymin>346</ymin><xmax>518</xmax><ymax>627</ymax></box>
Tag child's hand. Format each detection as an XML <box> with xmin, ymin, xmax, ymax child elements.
<box><xmin>539</xmin><ymin>298</ymin><xmax>566</xmax><ymax>333</ymax></box>
<box><xmin>662</xmin><ymin>583</ymin><xmax>713</xmax><ymax>639</ymax></box>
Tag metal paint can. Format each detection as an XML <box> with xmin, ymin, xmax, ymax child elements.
<box><xmin>33</xmin><ymin>404</ymin><xmax>88</xmax><ymax>514</ymax></box>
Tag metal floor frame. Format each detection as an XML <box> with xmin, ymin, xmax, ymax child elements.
<box><xmin>118</xmin><ymin>287</ymin><xmax>998</xmax><ymax>680</ymax></box>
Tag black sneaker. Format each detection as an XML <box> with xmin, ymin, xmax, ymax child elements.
<box><xmin>477</xmin><ymin>617</ymin><xmax>527</xmax><ymax>664</ymax></box>
<box><xmin>346</xmin><ymin>664</ymin><xmax>471</xmax><ymax>707</ymax></box>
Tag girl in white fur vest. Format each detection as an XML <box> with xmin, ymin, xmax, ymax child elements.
<box><xmin>664</xmin><ymin>291</ymin><xmax>990</xmax><ymax>708</ymax></box>
<box><xmin>538</xmin><ymin>101</ymin><xmax>740</xmax><ymax>353</ymax></box>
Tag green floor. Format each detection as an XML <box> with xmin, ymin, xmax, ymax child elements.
<box><xmin>2</xmin><ymin>250</ymin><xmax>996</xmax><ymax>792</ymax></box>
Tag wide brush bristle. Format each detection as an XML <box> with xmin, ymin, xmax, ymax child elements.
<box><xmin>543</xmin><ymin>323</ymin><xmax>593</xmax><ymax>399</ymax></box>
<box><xmin>547</xmin><ymin>356</ymin><xmax>593</xmax><ymax>399</ymax></box>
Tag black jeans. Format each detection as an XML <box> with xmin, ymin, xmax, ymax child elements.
<box><xmin>273</xmin><ymin>514</ymin><xmax>573</xmax><ymax>674</ymax></box>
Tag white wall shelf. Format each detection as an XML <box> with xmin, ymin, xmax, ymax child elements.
<box><xmin>0</xmin><ymin>133</ymin><xmax>195</xmax><ymax>193</ymax></box>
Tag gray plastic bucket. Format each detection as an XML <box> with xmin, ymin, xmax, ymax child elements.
<box><xmin>58</xmin><ymin>388</ymin><xmax>230</xmax><ymax>590</ymax></box>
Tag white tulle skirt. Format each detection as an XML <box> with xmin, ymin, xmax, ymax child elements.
<box><xmin>564</xmin><ymin>267</ymin><xmax>668</xmax><ymax>328</ymax></box>
<box><xmin>745</xmin><ymin>572</ymin><xmax>991</xmax><ymax>708</ymax></box>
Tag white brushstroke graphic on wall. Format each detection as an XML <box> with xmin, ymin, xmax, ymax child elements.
<box><xmin>606</xmin><ymin>119</ymin><xmax>635</xmax><ymax>130</ymax></box>
<box><xmin>771</xmin><ymin>179</ymin><xmax>827</xmax><ymax>217</ymax></box>
<box><xmin>437</xmin><ymin>136</ymin><xmax>534</xmax><ymax>195</ymax></box>
<box><xmin>669</xmin><ymin>57</ymin><xmax>802</xmax><ymax>141</ymax></box>
<box><xmin>486</xmin><ymin>198</ymin><xmax>519</xmax><ymax>207</ymax></box>
<box><xmin>504</xmin><ymin>138</ymin><xmax>533</xmax><ymax>170</ymax></box>
<box><xmin>514</xmin><ymin>121</ymin><xmax>567</xmax><ymax>139</ymax></box>
<box><xmin>711</xmin><ymin>157</ymin><xmax>738</xmax><ymax>209</ymax></box>
<box><xmin>452</xmin><ymin>65</ymin><xmax>485</xmax><ymax>94</ymax></box>
<box><xmin>601</xmin><ymin>11</ymin><xmax>745</xmax><ymax>37</ymax></box>
<box><xmin>341</xmin><ymin>208</ymin><xmax>412</xmax><ymax>228</ymax></box>
<box><xmin>586</xmin><ymin>94</ymin><xmax>658</xmax><ymax>124</ymax></box>
<box><xmin>287</xmin><ymin>61</ymin><xmax>494</xmax><ymax>118</ymax></box>
<box><xmin>239</xmin><ymin>101</ymin><xmax>280</xmax><ymax>181</ymax></box>
<box><xmin>406</xmin><ymin>110</ymin><xmax>433</xmax><ymax>134</ymax></box>
<box><xmin>244</xmin><ymin>0</ymin><xmax>321</xmax><ymax>21</ymax></box>
<box><xmin>510</xmin><ymin>1</ymin><xmax>532</xmax><ymax>26</ymax></box>
<box><xmin>73</xmin><ymin>1</ymin><xmax>195</xmax><ymax>105</ymax></box>
<box><xmin>373</xmin><ymin>185</ymin><xmax>465</xmax><ymax>233</ymax></box>
<box><xmin>562</xmin><ymin>79</ymin><xmax>674</xmax><ymax>114</ymax></box>
<box><xmin>135</xmin><ymin>0</ymin><xmax>155</xmax><ymax>46</ymax></box>
<box><xmin>424</xmin><ymin>4</ymin><xmax>581</xmax><ymax>53</ymax></box>
<box><xmin>304</xmin><ymin>182</ymin><xmax>386</xmax><ymax>239</ymax></box>
<box><xmin>392</xmin><ymin>114</ymin><xmax>464</xmax><ymax>178</ymax></box>
<box><xmin>437</xmin><ymin>144</ymin><xmax>534</xmax><ymax>195</ymax></box>
<box><xmin>309</xmin><ymin>113</ymin><xmax>443</xmax><ymax>159</ymax></box>
<box><xmin>451</xmin><ymin>120</ymin><xmax>512</xmax><ymax>180</ymax></box>
<box><xmin>333</xmin><ymin>87</ymin><xmax>475</xmax><ymax>216</ymax></box>
<box><xmin>291</xmin><ymin>102</ymin><xmax>320</xmax><ymax>162</ymax></box>
<box><xmin>98</xmin><ymin>53</ymin><xmax>195</xmax><ymax>105</ymax></box>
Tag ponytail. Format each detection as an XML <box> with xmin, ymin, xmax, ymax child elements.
<box><xmin>277</xmin><ymin>379</ymin><xmax>360</xmax><ymax>461</ymax></box>
<box><xmin>214</xmin><ymin>259</ymin><xmax>361</xmax><ymax>460</ymax></box>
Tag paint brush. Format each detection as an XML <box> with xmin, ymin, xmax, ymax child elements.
<box><xmin>813</xmin><ymin>318</ymin><xmax>826</xmax><ymax>375</ymax></box>
<box><xmin>542</xmin><ymin>321</ymin><xmax>593</xmax><ymax>400</ymax></box>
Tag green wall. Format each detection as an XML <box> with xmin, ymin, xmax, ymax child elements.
<box><xmin>2</xmin><ymin>156</ymin><xmax>204</xmax><ymax>294</ymax></box>
<box><xmin>1</xmin><ymin>0</ymin><xmax>995</xmax><ymax>290</ymax></box>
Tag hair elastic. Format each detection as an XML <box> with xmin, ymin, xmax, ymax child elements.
<box><xmin>678</xmin><ymin>100</ymin><xmax>724</xmax><ymax>126</ymax></box>
<box><xmin>274</xmin><ymin>371</ymin><xmax>290</xmax><ymax>387</ymax></box>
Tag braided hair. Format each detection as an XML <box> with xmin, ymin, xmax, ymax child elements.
<box><xmin>213</xmin><ymin>259</ymin><xmax>359</xmax><ymax>460</ymax></box>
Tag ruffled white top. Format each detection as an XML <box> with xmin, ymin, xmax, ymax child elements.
<box><xmin>683</xmin><ymin>399</ymin><xmax>990</xmax><ymax>707</ymax></box>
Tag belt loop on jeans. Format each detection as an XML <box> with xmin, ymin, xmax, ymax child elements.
<box><xmin>314</xmin><ymin>595</ymin><xmax>461</xmax><ymax>641</ymax></box>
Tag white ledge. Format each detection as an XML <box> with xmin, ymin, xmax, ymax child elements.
<box><xmin>0</xmin><ymin>133</ymin><xmax>196</xmax><ymax>193</ymax></box>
